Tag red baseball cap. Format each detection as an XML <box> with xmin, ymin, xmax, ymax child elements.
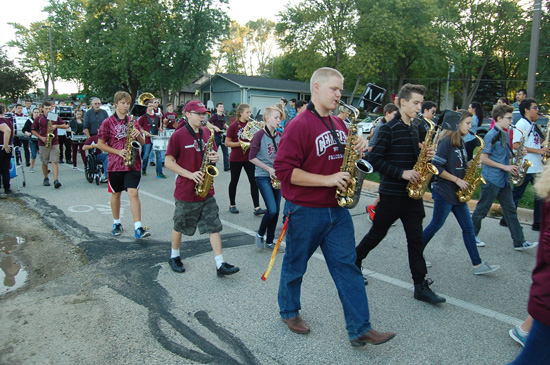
<box><xmin>184</xmin><ymin>100</ymin><xmax>208</xmax><ymax>113</ymax></box>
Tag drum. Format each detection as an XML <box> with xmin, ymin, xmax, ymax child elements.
<box><xmin>72</xmin><ymin>135</ymin><xmax>87</xmax><ymax>143</ymax></box>
<box><xmin>151</xmin><ymin>136</ymin><xmax>169</xmax><ymax>151</ymax></box>
<box><xmin>160</xmin><ymin>129</ymin><xmax>175</xmax><ymax>138</ymax></box>
<box><xmin>14</xmin><ymin>117</ymin><xmax>29</xmax><ymax>137</ymax></box>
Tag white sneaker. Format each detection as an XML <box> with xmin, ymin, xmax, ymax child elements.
<box><xmin>425</xmin><ymin>260</ymin><xmax>432</xmax><ymax>268</ymax></box>
<box><xmin>255</xmin><ymin>233</ymin><xmax>265</xmax><ymax>250</ymax></box>
<box><xmin>514</xmin><ymin>241</ymin><xmax>538</xmax><ymax>251</ymax></box>
<box><xmin>73</xmin><ymin>166</ymin><xmax>78</xmax><ymax>171</ymax></box>
<box><xmin>475</xmin><ymin>236</ymin><xmax>485</xmax><ymax>247</ymax></box>
<box><xmin>474</xmin><ymin>261</ymin><xmax>500</xmax><ymax>275</ymax></box>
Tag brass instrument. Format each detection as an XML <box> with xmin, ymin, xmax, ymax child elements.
<box><xmin>124</xmin><ymin>118</ymin><xmax>142</xmax><ymax>168</ymax></box>
<box><xmin>406</xmin><ymin>116</ymin><xmax>440</xmax><ymax>199</ymax></box>
<box><xmin>137</xmin><ymin>92</ymin><xmax>155</xmax><ymax>106</ymax></box>
<box><xmin>239</xmin><ymin>118</ymin><xmax>264</xmax><ymax>153</ymax></box>
<box><xmin>335</xmin><ymin>100</ymin><xmax>373</xmax><ymax>208</ymax></box>
<box><xmin>45</xmin><ymin>119</ymin><xmax>55</xmax><ymax>148</ymax></box>
<box><xmin>271</xmin><ymin>177</ymin><xmax>281</xmax><ymax>189</ymax></box>
<box><xmin>195</xmin><ymin>127</ymin><xmax>220</xmax><ymax>198</ymax></box>
<box><xmin>542</xmin><ymin>115</ymin><xmax>550</xmax><ymax>165</ymax></box>
<box><xmin>457</xmin><ymin>132</ymin><xmax>486</xmax><ymax>203</ymax></box>
<box><xmin>510</xmin><ymin>125</ymin><xmax>532</xmax><ymax>185</ymax></box>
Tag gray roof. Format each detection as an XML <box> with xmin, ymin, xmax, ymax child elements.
<box><xmin>215</xmin><ymin>73</ymin><xmax>310</xmax><ymax>93</ymax></box>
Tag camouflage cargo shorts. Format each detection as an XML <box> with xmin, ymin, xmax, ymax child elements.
<box><xmin>173</xmin><ymin>196</ymin><xmax>223</xmax><ymax>236</ymax></box>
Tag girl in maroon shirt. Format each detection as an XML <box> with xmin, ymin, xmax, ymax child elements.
<box><xmin>225</xmin><ymin>103</ymin><xmax>264</xmax><ymax>215</ymax></box>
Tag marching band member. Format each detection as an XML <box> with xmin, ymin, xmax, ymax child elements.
<box><xmin>0</xmin><ymin>105</ymin><xmax>12</xmax><ymax>198</ymax></box>
<box><xmin>471</xmin><ymin>105</ymin><xmax>536</xmax><ymax>250</ymax></box>
<box><xmin>225</xmin><ymin>103</ymin><xmax>265</xmax><ymax>215</ymax></box>
<box><xmin>32</xmin><ymin>101</ymin><xmax>69</xmax><ymax>189</ymax></box>
<box><xmin>12</xmin><ymin>104</ymin><xmax>31</xmax><ymax>167</ymax></box>
<box><xmin>274</xmin><ymin>67</ymin><xmax>395</xmax><ymax>346</ymax></box>
<box><xmin>97</xmin><ymin>91</ymin><xmax>150</xmax><ymax>239</ymax></box>
<box><xmin>355</xmin><ymin>83</ymin><xmax>446</xmax><ymax>305</ymax></box>
<box><xmin>22</xmin><ymin>108</ymin><xmax>40</xmax><ymax>172</ymax></box>
<box><xmin>421</xmin><ymin>110</ymin><xmax>500</xmax><ymax>275</ymax></box>
<box><xmin>163</xmin><ymin>103</ymin><xmax>178</xmax><ymax>130</ymax></box>
<box><xmin>138</xmin><ymin>99</ymin><xmax>166</xmax><ymax>178</ymax></box>
<box><xmin>69</xmin><ymin>109</ymin><xmax>87</xmax><ymax>170</ymax></box>
<box><xmin>249</xmin><ymin>105</ymin><xmax>284</xmax><ymax>251</ymax></box>
<box><xmin>500</xmin><ymin>98</ymin><xmax>549</xmax><ymax>231</ymax></box>
<box><xmin>207</xmin><ymin>102</ymin><xmax>230</xmax><ymax>171</ymax></box>
<box><xmin>164</xmin><ymin>100</ymin><xmax>239</xmax><ymax>277</ymax></box>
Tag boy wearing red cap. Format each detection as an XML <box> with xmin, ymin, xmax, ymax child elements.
<box><xmin>165</xmin><ymin>100</ymin><xmax>239</xmax><ymax>277</ymax></box>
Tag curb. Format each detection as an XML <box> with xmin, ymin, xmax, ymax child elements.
<box><xmin>362</xmin><ymin>180</ymin><xmax>535</xmax><ymax>225</ymax></box>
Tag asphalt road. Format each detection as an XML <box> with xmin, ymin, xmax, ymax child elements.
<box><xmin>4</xmin><ymin>154</ymin><xmax>541</xmax><ymax>364</ymax></box>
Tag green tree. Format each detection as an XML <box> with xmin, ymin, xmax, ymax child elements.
<box><xmin>245</xmin><ymin>19</ymin><xmax>277</xmax><ymax>75</ymax></box>
<box><xmin>219</xmin><ymin>21</ymin><xmax>249</xmax><ymax>75</ymax></box>
<box><xmin>0</xmin><ymin>49</ymin><xmax>35</xmax><ymax>101</ymax></box>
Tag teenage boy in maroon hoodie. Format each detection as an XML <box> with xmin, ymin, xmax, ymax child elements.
<box><xmin>274</xmin><ymin>67</ymin><xmax>395</xmax><ymax>347</ymax></box>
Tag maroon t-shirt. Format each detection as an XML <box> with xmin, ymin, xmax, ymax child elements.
<box><xmin>32</xmin><ymin>114</ymin><xmax>64</xmax><ymax>146</ymax></box>
<box><xmin>528</xmin><ymin>201</ymin><xmax>550</xmax><ymax>325</ymax></box>
<box><xmin>164</xmin><ymin>112</ymin><xmax>178</xmax><ymax>129</ymax></box>
<box><xmin>138</xmin><ymin>113</ymin><xmax>159</xmax><ymax>144</ymax></box>
<box><xmin>227</xmin><ymin>120</ymin><xmax>251</xmax><ymax>162</ymax></box>
<box><xmin>175</xmin><ymin>118</ymin><xmax>187</xmax><ymax>130</ymax></box>
<box><xmin>273</xmin><ymin>109</ymin><xmax>348</xmax><ymax>208</ymax></box>
<box><xmin>97</xmin><ymin>115</ymin><xmax>142</xmax><ymax>172</ymax></box>
<box><xmin>84</xmin><ymin>135</ymin><xmax>102</xmax><ymax>156</ymax></box>
<box><xmin>0</xmin><ymin>117</ymin><xmax>13</xmax><ymax>145</ymax></box>
<box><xmin>165</xmin><ymin>126</ymin><xmax>217</xmax><ymax>202</ymax></box>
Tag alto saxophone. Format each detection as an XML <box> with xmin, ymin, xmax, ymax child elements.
<box><xmin>406</xmin><ymin>116</ymin><xmax>440</xmax><ymax>199</ymax></box>
<box><xmin>45</xmin><ymin>119</ymin><xmax>55</xmax><ymax>148</ymax></box>
<box><xmin>195</xmin><ymin>127</ymin><xmax>220</xmax><ymax>198</ymax></box>
<box><xmin>124</xmin><ymin>119</ymin><xmax>142</xmax><ymax>168</ymax></box>
<box><xmin>510</xmin><ymin>125</ymin><xmax>532</xmax><ymax>185</ymax></box>
<box><xmin>335</xmin><ymin>100</ymin><xmax>373</xmax><ymax>208</ymax></box>
<box><xmin>457</xmin><ymin>133</ymin><xmax>486</xmax><ymax>203</ymax></box>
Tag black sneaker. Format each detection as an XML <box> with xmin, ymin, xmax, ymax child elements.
<box><xmin>414</xmin><ymin>279</ymin><xmax>446</xmax><ymax>304</ymax></box>
<box><xmin>499</xmin><ymin>219</ymin><xmax>508</xmax><ymax>227</ymax></box>
<box><xmin>54</xmin><ymin>180</ymin><xmax>62</xmax><ymax>189</ymax></box>
<box><xmin>254</xmin><ymin>208</ymin><xmax>266</xmax><ymax>216</ymax></box>
<box><xmin>43</xmin><ymin>178</ymin><xmax>51</xmax><ymax>186</ymax></box>
<box><xmin>217</xmin><ymin>262</ymin><xmax>240</xmax><ymax>277</ymax></box>
<box><xmin>111</xmin><ymin>223</ymin><xmax>123</xmax><ymax>236</ymax></box>
<box><xmin>169</xmin><ymin>256</ymin><xmax>185</xmax><ymax>273</ymax></box>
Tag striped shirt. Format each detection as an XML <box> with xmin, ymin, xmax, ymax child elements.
<box><xmin>367</xmin><ymin>112</ymin><xmax>419</xmax><ymax>196</ymax></box>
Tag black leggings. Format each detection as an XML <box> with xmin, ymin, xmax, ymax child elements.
<box><xmin>228</xmin><ymin>161</ymin><xmax>260</xmax><ymax>207</ymax></box>
<box><xmin>0</xmin><ymin>150</ymin><xmax>11</xmax><ymax>192</ymax></box>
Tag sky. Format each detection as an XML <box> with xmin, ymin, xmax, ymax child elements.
<box><xmin>0</xmin><ymin>0</ymin><xmax>298</xmax><ymax>94</ymax></box>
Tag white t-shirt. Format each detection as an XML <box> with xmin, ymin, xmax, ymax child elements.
<box><xmin>512</xmin><ymin>117</ymin><xmax>542</xmax><ymax>174</ymax></box>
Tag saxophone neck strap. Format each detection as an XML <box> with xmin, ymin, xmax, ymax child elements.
<box><xmin>185</xmin><ymin>123</ymin><xmax>204</xmax><ymax>157</ymax></box>
<box><xmin>307</xmin><ymin>101</ymin><xmax>344</xmax><ymax>154</ymax></box>
<box><xmin>264</xmin><ymin>126</ymin><xmax>278</xmax><ymax>152</ymax></box>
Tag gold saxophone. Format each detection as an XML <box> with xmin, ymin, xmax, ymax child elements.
<box><xmin>457</xmin><ymin>133</ymin><xmax>486</xmax><ymax>203</ymax></box>
<box><xmin>335</xmin><ymin>100</ymin><xmax>373</xmax><ymax>208</ymax></box>
<box><xmin>124</xmin><ymin>119</ymin><xmax>142</xmax><ymax>168</ymax></box>
<box><xmin>45</xmin><ymin>119</ymin><xmax>55</xmax><ymax>148</ymax></box>
<box><xmin>195</xmin><ymin>127</ymin><xmax>220</xmax><ymax>198</ymax></box>
<box><xmin>239</xmin><ymin>118</ymin><xmax>264</xmax><ymax>153</ymax></box>
<box><xmin>510</xmin><ymin>125</ymin><xmax>532</xmax><ymax>185</ymax></box>
<box><xmin>406</xmin><ymin>116</ymin><xmax>440</xmax><ymax>199</ymax></box>
<box><xmin>542</xmin><ymin>115</ymin><xmax>550</xmax><ymax>165</ymax></box>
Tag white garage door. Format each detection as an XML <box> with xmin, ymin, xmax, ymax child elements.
<box><xmin>249</xmin><ymin>95</ymin><xmax>282</xmax><ymax>119</ymax></box>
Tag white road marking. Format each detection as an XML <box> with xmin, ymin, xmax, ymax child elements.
<box><xmin>140</xmin><ymin>189</ymin><xmax>524</xmax><ymax>327</ymax></box>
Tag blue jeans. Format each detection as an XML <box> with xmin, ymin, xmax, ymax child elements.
<box><xmin>214</xmin><ymin>134</ymin><xmax>229</xmax><ymax>170</ymax></box>
<box><xmin>510</xmin><ymin>318</ymin><xmax>550</xmax><ymax>364</ymax></box>
<box><xmin>256</xmin><ymin>176</ymin><xmax>281</xmax><ymax>244</ymax></box>
<box><xmin>472</xmin><ymin>181</ymin><xmax>525</xmax><ymax>246</ymax></box>
<box><xmin>423</xmin><ymin>191</ymin><xmax>481</xmax><ymax>266</ymax></box>
<box><xmin>29</xmin><ymin>140</ymin><xmax>38</xmax><ymax>160</ymax></box>
<box><xmin>141</xmin><ymin>144</ymin><xmax>162</xmax><ymax>174</ymax></box>
<box><xmin>512</xmin><ymin>173</ymin><xmax>541</xmax><ymax>225</ymax></box>
<box><xmin>96</xmin><ymin>153</ymin><xmax>108</xmax><ymax>176</ymax></box>
<box><xmin>278</xmin><ymin>202</ymin><xmax>372</xmax><ymax>340</ymax></box>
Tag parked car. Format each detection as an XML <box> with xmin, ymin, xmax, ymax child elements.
<box><xmin>357</xmin><ymin>116</ymin><xmax>380</xmax><ymax>137</ymax></box>
<box><xmin>477</xmin><ymin>112</ymin><xmax>548</xmax><ymax>139</ymax></box>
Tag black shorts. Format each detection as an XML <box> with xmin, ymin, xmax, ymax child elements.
<box><xmin>108</xmin><ymin>171</ymin><xmax>141</xmax><ymax>193</ymax></box>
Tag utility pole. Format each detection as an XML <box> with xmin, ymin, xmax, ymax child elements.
<box><xmin>527</xmin><ymin>0</ymin><xmax>542</xmax><ymax>98</ymax></box>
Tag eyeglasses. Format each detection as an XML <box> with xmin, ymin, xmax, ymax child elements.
<box><xmin>530</xmin><ymin>106</ymin><xmax>539</xmax><ymax>110</ymax></box>
<box><xmin>189</xmin><ymin>111</ymin><xmax>206</xmax><ymax>116</ymax></box>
